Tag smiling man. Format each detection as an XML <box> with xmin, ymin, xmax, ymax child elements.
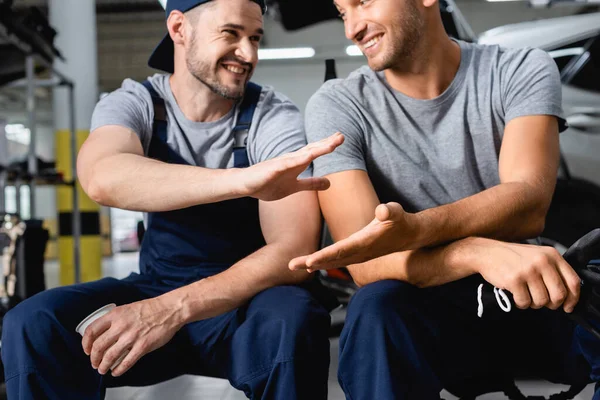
<box><xmin>290</xmin><ymin>0</ymin><xmax>600</xmax><ymax>398</ymax></box>
<box><xmin>1</xmin><ymin>0</ymin><xmax>343</xmax><ymax>399</ymax></box>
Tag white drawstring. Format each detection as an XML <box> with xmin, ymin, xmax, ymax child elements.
<box><xmin>477</xmin><ymin>284</ymin><xmax>512</xmax><ymax>318</ymax></box>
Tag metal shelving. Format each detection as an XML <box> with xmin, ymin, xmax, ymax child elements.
<box><xmin>0</xmin><ymin>9</ymin><xmax>82</xmax><ymax>283</ymax></box>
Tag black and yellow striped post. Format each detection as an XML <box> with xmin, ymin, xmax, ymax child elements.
<box><xmin>56</xmin><ymin>130</ymin><xmax>101</xmax><ymax>285</ymax></box>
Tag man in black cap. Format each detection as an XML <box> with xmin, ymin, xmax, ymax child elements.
<box><xmin>1</xmin><ymin>0</ymin><xmax>342</xmax><ymax>398</ymax></box>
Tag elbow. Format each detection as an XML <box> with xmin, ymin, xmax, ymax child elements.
<box><xmin>518</xmin><ymin>206</ymin><xmax>547</xmax><ymax>239</ymax></box>
<box><xmin>525</xmin><ymin>216</ymin><xmax>546</xmax><ymax>239</ymax></box>
<box><xmin>350</xmin><ymin>270</ymin><xmax>373</xmax><ymax>289</ymax></box>
<box><xmin>84</xmin><ymin>168</ymin><xmax>113</xmax><ymax>206</ymax></box>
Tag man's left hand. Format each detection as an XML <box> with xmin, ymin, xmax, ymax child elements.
<box><xmin>290</xmin><ymin>202</ymin><xmax>420</xmax><ymax>271</ymax></box>
<box><xmin>82</xmin><ymin>296</ymin><xmax>184</xmax><ymax>377</ymax></box>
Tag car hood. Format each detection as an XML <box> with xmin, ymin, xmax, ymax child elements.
<box><xmin>478</xmin><ymin>12</ymin><xmax>600</xmax><ymax>50</ymax></box>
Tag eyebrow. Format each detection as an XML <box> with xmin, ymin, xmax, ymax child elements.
<box><xmin>220</xmin><ymin>23</ymin><xmax>264</xmax><ymax>36</ymax></box>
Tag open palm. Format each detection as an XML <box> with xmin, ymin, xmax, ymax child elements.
<box><xmin>244</xmin><ymin>133</ymin><xmax>344</xmax><ymax>201</ymax></box>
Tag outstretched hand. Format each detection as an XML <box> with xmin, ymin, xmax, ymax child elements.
<box><xmin>289</xmin><ymin>202</ymin><xmax>421</xmax><ymax>271</ymax></box>
<box><xmin>242</xmin><ymin>133</ymin><xmax>344</xmax><ymax>201</ymax></box>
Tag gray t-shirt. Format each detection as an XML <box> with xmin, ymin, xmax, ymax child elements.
<box><xmin>91</xmin><ymin>74</ymin><xmax>308</xmax><ymax>171</ymax></box>
<box><xmin>306</xmin><ymin>40</ymin><xmax>565</xmax><ymax>213</ymax></box>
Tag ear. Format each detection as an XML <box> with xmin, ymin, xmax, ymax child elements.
<box><xmin>167</xmin><ymin>10</ymin><xmax>186</xmax><ymax>46</ymax></box>
<box><xmin>422</xmin><ymin>0</ymin><xmax>438</xmax><ymax>8</ymax></box>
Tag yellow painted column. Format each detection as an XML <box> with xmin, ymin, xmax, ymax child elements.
<box><xmin>56</xmin><ymin>130</ymin><xmax>101</xmax><ymax>284</ymax></box>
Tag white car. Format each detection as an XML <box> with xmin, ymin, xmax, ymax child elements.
<box><xmin>479</xmin><ymin>12</ymin><xmax>600</xmax><ymax>249</ymax></box>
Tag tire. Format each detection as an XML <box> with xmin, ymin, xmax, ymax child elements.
<box><xmin>542</xmin><ymin>178</ymin><xmax>600</xmax><ymax>251</ymax></box>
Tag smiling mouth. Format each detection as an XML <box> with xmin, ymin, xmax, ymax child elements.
<box><xmin>222</xmin><ymin>64</ymin><xmax>247</xmax><ymax>76</ymax></box>
<box><xmin>362</xmin><ymin>34</ymin><xmax>383</xmax><ymax>51</ymax></box>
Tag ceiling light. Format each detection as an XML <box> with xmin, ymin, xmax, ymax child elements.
<box><xmin>346</xmin><ymin>45</ymin><xmax>363</xmax><ymax>56</ymax></box>
<box><xmin>258</xmin><ymin>47</ymin><xmax>316</xmax><ymax>60</ymax></box>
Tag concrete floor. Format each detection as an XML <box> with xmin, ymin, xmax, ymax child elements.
<box><xmin>42</xmin><ymin>253</ymin><xmax>595</xmax><ymax>400</ymax></box>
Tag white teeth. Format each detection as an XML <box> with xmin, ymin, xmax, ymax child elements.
<box><xmin>363</xmin><ymin>35</ymin><xmax>382</xmax><ymax>50</ymax></box>
<box><xmin>224</xmin><ymin>65</ymin><xmax>244</xmax><ymax>74</ymax></box>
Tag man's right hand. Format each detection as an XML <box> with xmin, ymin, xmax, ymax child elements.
<box><xmin>240</xmin><ymin>132</ymin><xmax>344</xmax><ymax>201</ymax></box>
<box><xmin>472</xmin><ymin>239</ymin><xmax>581</xmax><ymax>313</ymax></box>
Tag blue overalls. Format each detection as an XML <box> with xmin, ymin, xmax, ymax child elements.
<box><xmin>1</xmin><ymin>81</ymin><xmax>331</xmax><ymax>400</ymax></box>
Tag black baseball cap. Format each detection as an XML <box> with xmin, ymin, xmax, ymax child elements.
<box><xmin>148</xmin><ymin>0</ymin><xmax>267</xmax><ymax>73</ymax></box>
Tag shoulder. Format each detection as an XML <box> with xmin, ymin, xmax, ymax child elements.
<box><xmin>468</xmin><ymin>41</ymin><xmax>555</xmax><ymax>75</ymax></box>
<box><xmin>255</xmin><ymin>84</ymin><xmax>299</xmax><ymax>112</ymax></box>
<box><xmin>95</xmin><ymin>76</ymin><xmax>163</xmax><ymax>115</ymax></box>
<box><xmin>307</xmin><ymin>65</ymin><xmax>379</xmax><ymax>112</ymax></box>
<box><xmin>497</xmin><ymin>45</ymin><xmax>555</xmax><ymax>74</ymax></box>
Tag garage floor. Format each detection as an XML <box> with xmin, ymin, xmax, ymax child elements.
<box><xmin>43</xmin><ymin>254</ymin><xmax>595</xmax><ymax>400</ymax></box>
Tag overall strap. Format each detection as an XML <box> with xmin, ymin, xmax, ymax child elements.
<box><xmin>232</xmin><ymin>82</ymin><xmax>262</xmax><ymax>168</ymax></box>
<box><xmin>140</xmin><ymin>80</ymin><xmax>168</xmax><ymax>161</ymax></box>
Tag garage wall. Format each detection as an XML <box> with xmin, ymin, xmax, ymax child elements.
<box><xmin>94</xmin><ymin>1</ymin><xmax>581</xmax><ymax>105</ymax></box>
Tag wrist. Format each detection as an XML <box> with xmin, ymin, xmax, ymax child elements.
<box><xmin>224</xmin><ymin>168</ymin><xmax>248</xmax><ymax>198</ymax></box>
<box><xmin>160</xmin><ymin>290</ymin><xmax>192</xmax><ymax>328</ymax></box>
<box><xmin>411</xmin><ymin>210</ymin><xmax>435</xmax><ymax>249</ymax></box>
<box><xmin>444</xmin><ymin>236</ymin><xmax>491</xmax><ymax>276</ymax></box>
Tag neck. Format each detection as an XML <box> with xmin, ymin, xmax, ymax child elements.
<box><xmin>169</xmin><ymin>70</ymin><xmax>236</xmax><ymax>123</ymax></box>
<box><xmin>384</xmin><ymin>30</ymin><xmax>461</xmax><ymax>100</ymax></box>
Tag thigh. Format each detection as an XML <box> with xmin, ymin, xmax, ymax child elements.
<box><xmin>179</xmin><ymin>285</ymin><xmax>330</xmax><ymax>384</ymax></box>
<box><xmin>409</xmin><ymin>277</ymin><xmax>509</xmax><ymax>386</ymax></box>
<box><xmin>509</xmin><ymin>309</ymin><xmax>591</xmax><ymax>384</ymax></box>
<box><xmin>354</xmin><ymin>277</ymin><xmax>526</xmax><ymax>391</ymax></box>
<box><xmin>14</xmin><ymin>273</ymin><xmax>209</xmax><ymax>388</ymax></box>
<box><xmin>7</xmin><ymin>274</ymin><xmax>154</xmax><ymax>341</ymax></box>
<box><xmin>427</xmin><ymin>277</ymin><xmax>590</xmax><ymax>389</ymax></box>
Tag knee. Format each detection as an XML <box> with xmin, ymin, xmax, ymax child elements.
<box><xmin>2</xmin><ymin>291</ymin><xmax>62</xmax><ymax>345</ymax></box>
<box><xmin>251</xmin><ymin>286</ymin><xmax>330</xmax><ymax>352</ymax></box>
<box><xmin>346</xmin><ymin>280</ymin><xmax>420</xmax><ymax>324</ymax></box>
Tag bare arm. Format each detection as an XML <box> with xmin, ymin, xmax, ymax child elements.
<box><xmin>416</xmin><ymin>115</ymin><xmax>559</xmax><ymax>244</ymax></box>
<box><xmin>289</xmin><ymin>169</ymin><xmax>579</xmax><ymax>314</ymax></box>
<box><xmin>293</xmin><ymin>116</ymin><xmax>560</xmax><ymax>270</ymax></box>
<box><xmin>289</xmin><ymin>169</ymin><xmax>473</xmax><ymax>287</ymax></box>
<box><xmin>77</xmin><ymin>126</ymin><xmax>343</xmax><ymax>212</ymax></box>
<box><xmin>84</xmin><ymin>190</ymin><xmax>322</xmax><ymax>376</ymax></box>
<box><xmin>163</xmin><ymin>191</ymin><xmax>321</xmax><ymax>322</ymax></box>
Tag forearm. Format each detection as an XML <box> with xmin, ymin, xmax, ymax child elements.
<box><xmin>162</xmin><ymin>243</ymin><xmax>313</xmax><ymax>323</ymax></box>
<box><xmin>349</xmin><ymin>237</ymin><xmax>490</xmax><ymax>288</ymax></box>
<box><xmin>85</xmin><ymin>153</ymin><xmax>244</xmax><ymax>211</ymax></box>
<box><xmin>415</xmin><ymin>181</ymin><xmax>551</xmax><ymax>248</ymax></box>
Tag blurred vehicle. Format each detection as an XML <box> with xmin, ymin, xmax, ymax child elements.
<box><xmin>479</xmin><ymin>12</ymin><xmax>600</xmax><ymax>250</ymax></box>
<box><xmin>110</xmin><ymin>209</ymin><xmax>143</xmax><ymax>253</ymax></box>
<box><xmin>113</xmin><ymin>228</ymin><xmax>139</xmax><ymax>253</ymax></box>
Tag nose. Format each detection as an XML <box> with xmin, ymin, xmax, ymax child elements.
<box><xmin>344</xmin><ymin>11</ymin><xmax>367</xmax><ymax>42</ymax></box>
<box><xmin>235</xmin><ymin>38</ymin><xmax>258</xmax><ymax>66</ymax></box>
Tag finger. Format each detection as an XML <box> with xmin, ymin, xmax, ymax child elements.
<box><xmin>90</xmin><ymin>329</ymin><xmax>119</xmax><ymax>369</ymax></box>
<box><xmin>511</xmin><ymin>281</ymin><xmax>532</xmax><ymax>309</ymax></box>
<box><xmin>526</xmin><ymin>275</ymin><xmax>550</xmax><ymax>309</ymax></box>
<box><xmin>295</xmin><ymin>177</ymin><xmax>331</xmax><ymax>192</ymax></box>
<box><xmin>111</xmin><ymin>343</ymin><xmax>146</xmax><ymax>377</ymax></box>
<box><xmin>303</xmin><ymin>132</ymin><xmax>344</xmax><ymax>152</ymax></box>
<box><xmin>540</xmin><ymin>264</ymin><xmax>568</xmax><ymax>310</ymax></box>
<box><xmin>306</xmin><ymin>234</ymin><xmax>367</xmax><ymax>270</ymax></box>
<box><xmin>298</xmin><ymin>133</ymin><xmax>344</xmax><ymax>160</ymax></box>
<box><xmin>375</xmin><ymin>202</ymin><xmax>404</xmax><ymax>222</ymax></box>
<box><xmin>289</xmin><ymin>255</ymin><xmax>310</xmax><ymax>271</ymax></box>
<box><xmin>556</xmin><ymin>259</ymin><xmax>582</xmax><ymax>313</ymax></box>
<box><xmin>97</xmin><ymin>338</ymin><xmax>130</xmax><ymax>375</ymax></box>
<box><xmin>82</xmin><ymin>316</ymin><xmax>112</xmax><ymax>355</ymax></box>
